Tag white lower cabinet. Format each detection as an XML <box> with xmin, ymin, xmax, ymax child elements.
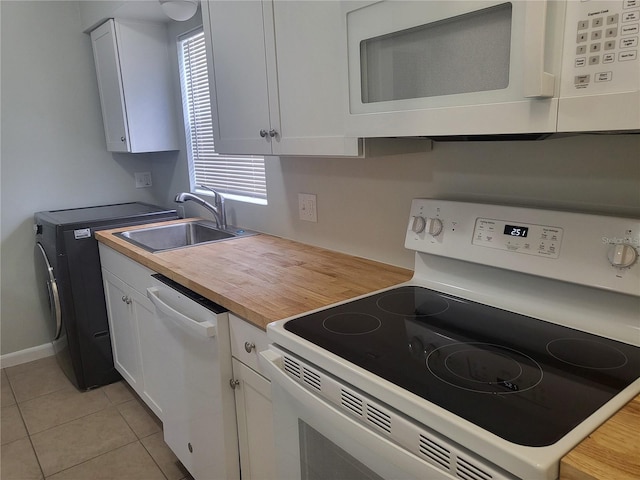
<box><xmin>100</xmin><ymin>249</ymin><xmax>165</xmax><ymax>418</ymax></box>
<box><xmin>229</xmin><ymin>314</ymin><xmax>277</xmax><ymax>480</ymax></box>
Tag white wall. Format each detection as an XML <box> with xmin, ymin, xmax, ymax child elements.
<box><xmin>0</xmin><ymin>1</ymin><xmax>175</xmax><ymax>356</ymax></box>
<box><xmin>171</xmin><ymin>136</ymin><xmax>640</xmax><ymax>270</ymax></box>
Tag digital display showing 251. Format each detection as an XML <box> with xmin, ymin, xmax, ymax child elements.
<box><xmin>504</xmin><ymin>224</ymin><xmax>529</xmax><ymax>237</ymax></box>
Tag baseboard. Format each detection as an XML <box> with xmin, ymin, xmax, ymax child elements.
<box><xmin>0</xmin><ymin>343</ymin><xmax>54</xmax><ymax>369</ymax></box>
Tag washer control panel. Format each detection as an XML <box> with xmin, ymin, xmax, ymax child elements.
<box><xmin>405</xmin><ymin>199</ymin><xmax>639</xmax><ymax>297</ymax></box>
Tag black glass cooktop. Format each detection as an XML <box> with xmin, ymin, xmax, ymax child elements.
<box><xmin>284</xmin><ymin>286</ymin><xmax>640</xmax><ymax>447</ymax></box>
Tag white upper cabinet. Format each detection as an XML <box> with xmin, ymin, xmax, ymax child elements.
<box><xmin>202</xmin><ymin>1</ymin><xmax>361</xmax><ymax>157</ymax></box>
<box><xmin>90</xmin><ymin>19</ymin><xmax>179</xmax><ymax>153</ymax></box>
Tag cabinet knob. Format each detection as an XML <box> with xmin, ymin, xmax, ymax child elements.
<box><xmin>244</xmin><ymin>341</ymin><xmax>256</xmax><ymax>353</ymax></box>
<box><xmin>121</xmin><ymin>295</ymin><xmax>132</xmax><ymax>305</ymax></box>
<box><xmin>229</xmin><ymin>378</ymin><xmax>240</xmax><ymax>389</ymax></box>
<box><xmin>259</xmin><ymin>129</ymin><xmax>268</xmax><ymax>138</ymax></box>
<box><xmin>269</xmin><ymin>129</ymin><xmax>278</xmax><ymax>138</ymax></box>
<box><xmin>120</xmin><ymin>136</ymin><xmax>126</xmax><ymax>142</ymax></box>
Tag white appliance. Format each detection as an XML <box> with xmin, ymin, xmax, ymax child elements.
<box><xmin>344</xmin><ymin>0</ymin><xmax>640</xmax><ymax>137</ymax></box>
<box><xmin>147</xmin><ymin>275</ymin><xmax>239</xmax><ymax>480</ymax></box>
<box><xmin>261</xmin><ymin>199</ymin><xmax>640</xmax><ymax>480</ymax></box>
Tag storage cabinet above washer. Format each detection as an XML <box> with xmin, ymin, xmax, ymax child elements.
<box><xmin>90</xmin><ymin>19</ymin><xmax>179</xmax><ymax>153</ymax></box>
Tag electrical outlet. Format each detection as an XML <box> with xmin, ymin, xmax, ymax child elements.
<box><xmin>135</xmin><ymin>172</ymin><xmax>152</xmax><ymax>188</ymax></box>
<box><xmin>298</xmin><ymin>193</ymin><xmax>317</xmax><ymax>222</ymax></box>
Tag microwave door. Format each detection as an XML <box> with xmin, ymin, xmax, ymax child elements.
<box><xmin>345</xmin><ymin>0</ymin><xmax>564</xmax><ymax>137</ymax></box>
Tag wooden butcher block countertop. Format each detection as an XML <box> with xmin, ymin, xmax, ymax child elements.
<box><xmin>560</xmin><ymin>394</ymin><xmax>640</xmax><ymax>480</ymax></box>
<box><xmin>95</xmin><ymin>219</ymin><xmax>413</xmax><ymax>329</ymax></box>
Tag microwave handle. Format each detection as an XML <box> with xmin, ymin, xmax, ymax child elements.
<box><xmin>523</xmin><ymin>0</ymin><xmax>555</xmax><ymax>98</ymax></box>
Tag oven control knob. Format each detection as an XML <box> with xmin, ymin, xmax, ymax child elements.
<box><xmin>411</xmin><ymin>216</ymin><xmax>426</xmax><ymax>233</ymax></box>
<box><xmin>425</xmin><ymin>218</ymin><xmax>443</xmax><ymax>237</ymax></box>
<box><xmin>607</xmin><ymin>243</ymin><xmax>638</xmax><ymax>268</ymax></box>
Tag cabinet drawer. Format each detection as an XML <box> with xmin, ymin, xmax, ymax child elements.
<box><xmin>98</xmin><ymin>244</ymin><xmax>155</xmax><ymax>292</ymax></box>
<box><xmin>229</xmin><ymin>314</ymin><xmax>270</xmax><ymax>378</ymax></box>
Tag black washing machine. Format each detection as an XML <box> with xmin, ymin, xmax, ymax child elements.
<box><xmin>34</xmin><ymin>202</ymin><xmax>178</xmax><ymax>390</ymax></box>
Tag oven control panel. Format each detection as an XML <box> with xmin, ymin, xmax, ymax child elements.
<box><xmin>405</xmin><ymin>199</ymin><xmax>640</xmax><ymax>297</ymax></box>
<box><xmin>472</xmin><ymin>218</ymin><xmax>564</xmax><ymax>259</ymax></box>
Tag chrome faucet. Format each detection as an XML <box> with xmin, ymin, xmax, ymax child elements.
<box><xmin>174</xmin><ymin>186</ymin><xmax>227</xmax><ymax>229</ymax></box>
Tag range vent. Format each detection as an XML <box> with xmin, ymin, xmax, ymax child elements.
<box><xmin>457</xmin><ymin>456</ymin><xmax>493</xmax><ymax>480</ymax></box>
<box><xmin>419</xmin><ymin>434</ymin><xmax>451</xmax><ymax>470</ymax></box>
<box><xmin>341</xmin><ymin>389</ymin><xmax>364</xmax><ymax>417</ymax></box>
<box><xmin>302</xmin><ymin>367</ymin><xmax>321</xmax><ymax>391</ymax></box>
<box><xmin>276</xmin><ymin>349</ymin><xmax>509</xmax><ymax>480</ymax></box>
<box><xmin>366</xmin><ymin>404</ymin><xmax>391</xmax><ymax>434</ymax></box>
<box><xmin>283</xmin><ymin>356</ymin><xmax>301</xmax><ymax>379</ymax></box>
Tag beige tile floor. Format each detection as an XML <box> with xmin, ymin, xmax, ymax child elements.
<box><xmin>1</xmin><ymin>356</ymin><xmax>193</xmax><ymax>480</ymax></box>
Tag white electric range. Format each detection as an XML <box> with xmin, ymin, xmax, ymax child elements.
<box><xmin>260</xmin><ymin>199</ymin><xmax>640</xmax><ymax>480</ymax></box>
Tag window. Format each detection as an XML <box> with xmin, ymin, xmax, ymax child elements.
<box><xmin>178</xmin><ymin>29</ymin><xmax>267</xmax><ymax>204</ymax></box>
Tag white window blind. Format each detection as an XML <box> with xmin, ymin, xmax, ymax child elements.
<box><xmin>178</xmin><ymin>29</ymin><xmax>267</xmax><ymax>202</ymax></box>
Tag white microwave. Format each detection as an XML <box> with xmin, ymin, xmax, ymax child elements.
<box><xmin>344</xmin><ymin>0</ymin><xmax>640</xmax><ymax>137</ymax></box>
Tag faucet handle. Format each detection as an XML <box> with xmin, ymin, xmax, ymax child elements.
<box><xmin>197</xmin><ymin>184</ymin><xmax>224</xmax><ymax>205</ymax></box>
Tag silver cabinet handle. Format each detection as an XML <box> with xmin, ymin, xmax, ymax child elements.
<box><xmin>120</xmin><ymin>136</ymin><xmax>126</xmax><ymax>142</ymax></box>
<box><xmin>244</xmin><ymin>341</ymin><xmax>256</xmax><ymax>353</ymax></box>
<box><xmin>229</xmin><ymin>378</ymin><xmax>240</xmax><ymax>389</ymax></box>
<box><xmin>259</xmin><ymin>129</ymin><xmax>268</xmax><ymax>138</ymax></box>
<box><xmin>121</xmin><ymin>295</ymin><xmax>132</xmax><ymax>305</ymax></box>
<box><xmin>269</xmin><ymin>129</ymin><xmax>277</xmax><ymax>138</ymax></box>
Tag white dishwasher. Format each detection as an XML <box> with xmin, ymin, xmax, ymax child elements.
<box><xmin>147</xmin><ymin>274</ymin><xmax>239</xmax><ymax>480</ymax></box>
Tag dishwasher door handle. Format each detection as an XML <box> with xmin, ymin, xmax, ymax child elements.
<box><xmin>147</xmin><ymin>287</ymin><xmax>217</xmax><ymax>338</ymax></box>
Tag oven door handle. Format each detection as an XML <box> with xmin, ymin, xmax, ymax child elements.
<box><xmin>259</xmin><ymin>349</ymin><xmax>338</xmax><ymax>416</ymax></box>
<box><xmin>258</xmin><ymin>349</ymin><xmax>285</xmax><ymax>382</ymax></box>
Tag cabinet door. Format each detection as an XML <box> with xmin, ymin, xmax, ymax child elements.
<box><xmin>272</xmin><ymin>1</ymin><xmax>360</xmax><ymax>156</ymax></box>
<box><xmin>90</xmin><ymin>20</ymin><xmax>129</xmax><ymax>152</ymax></box>
<box><xmin>232</xmin><ymin>358</ymin><xmax>277</xmax><ymax>480</ymax></box>
<box><xmin>102</xmin><ymin>269</ymin><xmax>141</xmax><ymax>387</ymax></box>
<box><xmin>114</xmin><ymin>20</ymin><xmax>180</xmax><ymax>153</ymax></box>
<box><xmin>204</xmin><ymin>0</ymin><xmax>278</xmax><ymax>155</ymax></box>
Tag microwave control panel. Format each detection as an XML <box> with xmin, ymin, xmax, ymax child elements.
<box><xmin>560</xmin><ymin>0</ymin><xmax>639</xmax><ymax>97</ymax></box>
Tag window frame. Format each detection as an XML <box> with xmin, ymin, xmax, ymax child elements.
<box><xmin>177</xmin><ymin>27</ymin><xmax>268</xmax><ymax>205</ymax></box>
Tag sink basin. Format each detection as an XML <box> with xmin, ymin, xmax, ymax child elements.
<box><xmin>115</xmin><ymin>221</ymin><xmax>257</xmax><ymax>253</ymax></box>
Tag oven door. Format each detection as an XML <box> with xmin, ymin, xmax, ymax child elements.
<box><xmin>259</xmin><ymin>349</ymin><xmax>456</xmax><ymax>480</ymax></box>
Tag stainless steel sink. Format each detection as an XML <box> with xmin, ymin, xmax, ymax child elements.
<box><xmin>115</xmin><ymin>221</ymin><xmax>257</xmax><ymax>253</ymax></box>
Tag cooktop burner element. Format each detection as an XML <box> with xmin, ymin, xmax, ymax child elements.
<box><xmin>546</xmin><ymin>338</ymin><xmax>629</xmax><ymax>370</ymax></box>
<box><xmin>322</xmin><ymin>313</ymin><xmax>382</xmax><ymax>335</ymax></box>
<box><xmin>376</xmin><ymin>289</ymin><xmax>449</xmax><ymax>317</ymax></box>
<box><xmin>284</xmin><ymin>285</ymin><xmax>640</xmax><ymax>447</ymax></box>
<box><xmin>427</xmin><ymin>342</ymin><xmax>543</xmax><ymax>394</ymax></box>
